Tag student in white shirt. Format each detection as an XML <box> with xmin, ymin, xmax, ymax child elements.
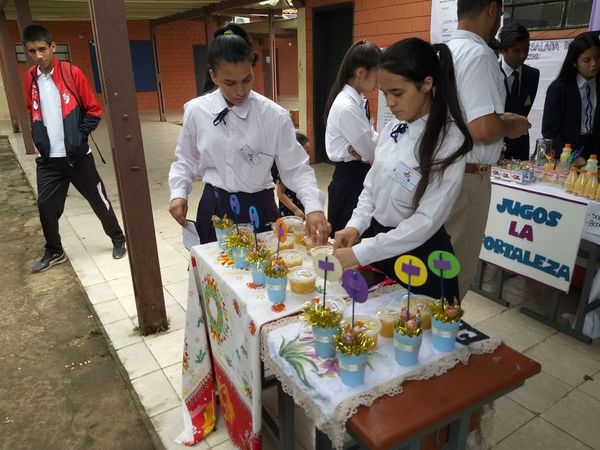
<box><xmin>168</xmin><ymin>24</ymin><xmax>328</xmax><ymax>244</ymax></box>
<box><xmin>445</xmin><ymin>0</ymin><xmax>530</xmax><ymax>299</ymax></box>
<box><xmin>543</xmin><ymin>32</ymin><xmax>600</xmax><ymax>161</ymax></box>
<box><xmin>324</xmin><ymin>41</ymin><xmax>380</xmax><ymax>235</ymax></box>
<box><xmin>333</xmin><ymin>38</ymin><xmax>473</xmax><ymax>300</ymax></box>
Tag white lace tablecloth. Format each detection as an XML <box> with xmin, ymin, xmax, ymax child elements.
<box><xmin>261</xmin><ymin>292</ymin><xmax>502</xmax><ymax>449</ymax></box>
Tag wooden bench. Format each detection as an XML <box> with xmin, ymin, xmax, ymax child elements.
<box><xmin>275</xmin><ymin>344</ymin><xmax>541</xmax><ymax>450</ymax></box>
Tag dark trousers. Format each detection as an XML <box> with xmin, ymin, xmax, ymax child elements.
<box><xmin>196</xmin><ymin>184</ymin><xmax>279</xmax><ymax>244</ymax></box>
<box><xmin>504</xmin><ymin>134</ymin><xmax>530</xmax><ymax>161</ymax></box>
<box><xmin>36</xmin><ymin>154</ymin><xmax>124</xmax><ymax>253</ymax></box>
<box><xmin>327</xmin><ymin>160</ymin><xmax>370</xmax><ymax>236</ymax></box>
<box><xmin>368</xmin><ymin>220</ymin><xmax>459</xmax><ymax>301</ymax></box>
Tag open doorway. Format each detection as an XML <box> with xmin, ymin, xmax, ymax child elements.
<box><xmin>312</xmin><ymin>3</ymin><xmax>353</xmax><ymax>163</ymax></box>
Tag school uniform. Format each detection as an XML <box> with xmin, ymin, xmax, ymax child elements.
<box><xmin>446</xmin><ymin>29</ymin><xmax>506</xmax><ymax>299</ymax></box>
<box><xmin>168</xmin><ymin>89</ymin><xmax>324</xmax><ymax>243</ymax></box>
<box><xmin>347</xmin><ymin>116</ymin><xmax>467</xmax><ymax>300</ymax></box>
<box><xmin>325</xmin><ymin>84</ymin><xmax>378</xmax><ymax>235</ymax></box>
<box><xmin>542</xmin><ymin>75</ymin><xmax>599</xmax><ymax>159</ymax></box>
<box><xmin>501</xmin><ymin>59</ymin><xmax>540</xmax><ymax>160</ymax></box>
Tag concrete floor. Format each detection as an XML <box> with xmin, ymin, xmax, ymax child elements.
<box><xmin>2</xmin><ymin>110</ymin><xmax>600</xmax><ymax>450</ymax></box>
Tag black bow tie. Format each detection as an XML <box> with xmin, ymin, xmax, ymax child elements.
<box><xmin>390</xmin><ymin>123</ymin><xmax>408</xmax><ymax>143</ymax></box>
<box><xmin>213</xmin><ymin>107</ymin><xmax>229</xmax><ymax>126</ymax></box>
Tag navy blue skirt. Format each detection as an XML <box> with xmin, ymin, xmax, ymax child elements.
<box><xmin>368</xmin><ymin>219</ymin><xmax>459</xmax><ymax>302</ymax></box>
<box><xmin>195</xmin><ymin>184</ymin><xmax>279</xmax><ymax>244</ymax></box>
<box><xmin>327</xmin><ymin>160</ymin><xmax>370</xmax><ymax>236</ymax></box>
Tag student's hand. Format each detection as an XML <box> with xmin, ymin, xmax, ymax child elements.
<box><xmin>502</xmin><ymin>113</ymin><xmax>531</xmax><ymax>139</ymax></box>
<box><xmin>333</xmin><ymin>247</ymin><xmax>359</xmax><ymax>269</ymax></box>
<box><xmin>348</xmin><ymin>146</ymin><xmax>363</xmax><ymax>161</ymax></box>
<box><xmin>169</xmin><ymin>198</ymin><xmax>188</xmax><ymax>227</ymax></box>
<box><xmin>333</xmin><ymin>227</ymin><xmax>360</xmax><ymax>250</ymax></box>
<box><xmin>305</xmin><ymin>212</ymin><xmax>330</xmax><ymax>245</ymax></box>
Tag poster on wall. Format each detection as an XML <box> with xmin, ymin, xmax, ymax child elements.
<box><xmin>479</xmin><ymin>182</ymin><xmax>587</xmax><ymax>292</ymax></box>
<box><xmin>524</xmin><ymin>39</ymin><xmax>571</xmax><ymax>156</ymax></box>
<box><xmin>430</xmin><ymin>0</ymin><xmax>458</xmax><ymax>43</ymax></box>
<box><xmin>376</xmin><ymin>89</ymin><xmax>395</xmax><ymax>132</ymax></box>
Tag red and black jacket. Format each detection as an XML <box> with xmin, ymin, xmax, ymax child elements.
<box><xmin>25</xmin><ymin>58</ymin><xmax>102</xmax><ymax>163</ymax></box>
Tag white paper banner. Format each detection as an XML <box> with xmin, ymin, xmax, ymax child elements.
<box><xmin>584</xmin><ymin>201</ymin><xmax>600</xmax><ymax>237</ymax></box>
<box><xmin>480</xmin><ymin>183</ymin><xmax>587</xmax><ymax>292</ymax></box>
<box><xmin>430</xmin><ymin>0</ymin><xmax>458</xmax><ymax>43</ymax></box>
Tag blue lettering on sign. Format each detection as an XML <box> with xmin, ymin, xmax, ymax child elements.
<box><xmin>496</xmin><ymin>198</ymin><xmax>562</xmax><ymax>227</ymax></box>
<box><xmin>482</xmin><ymin>235</ymin><xmax>570</xmax><ymax>281</ymax></box>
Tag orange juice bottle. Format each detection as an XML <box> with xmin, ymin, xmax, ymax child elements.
<box><xmin>564</xmin><ymin>167</ymin><xmax>578</xmax><ymax>193</ymax></box>
<box><xmin>585</xmin><ymin>171</ymin><xmax>598</xmax><ymax>199</ymax></box>
<box><xmin>574</xmin><ymin>169</ymin><xmax>588</xmax><ymax>197</ymax></box>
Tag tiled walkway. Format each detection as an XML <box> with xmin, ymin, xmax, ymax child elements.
<box><xmin>2</xmin><ymin>112</ymin><xmax>600</xmax><ymax>450</ymax></box>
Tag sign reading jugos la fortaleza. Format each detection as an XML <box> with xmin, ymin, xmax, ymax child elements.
<box><xmin>479</xmin><ymin>183</ymin><xmax>588</xmax><ymax>292</ymax></box>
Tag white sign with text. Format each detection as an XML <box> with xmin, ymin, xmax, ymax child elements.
<box><xmin>480</xmin><ymin>183</ymin><xmax>587</xmax><ymax>292</ymax></box>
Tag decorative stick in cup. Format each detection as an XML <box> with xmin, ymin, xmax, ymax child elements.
<box><xmin>394</xmin><ymin>255</ymin><xmax>427</xmax><ymax>319</ymax></box>
<box><xmin>248</xmin><ymin>205</ymin><xmax>260</xmax><ymax>250</ymax></box>
<box><xmin>427</xmin><ymin>250</ymin><xmax>461</xmax><ymax>309</ymax></box>
<box><xmin>341</xmin><ymin>269</ymin><xmax>368</xmax><ymax>329</ymax></box>
<box><xmin>229</xmin><ymin>194</ymin><xmax>241</xmax><ymax>234</ymax></box>
<box><xmin>274</xmin><ymin>218</ymin><xmax>288</xmax><ymax>260</ymax></box>
<box><xmin>313</xmin><ymin>254</ymin><xmax>342</xmax><ymax>308</ymax></box>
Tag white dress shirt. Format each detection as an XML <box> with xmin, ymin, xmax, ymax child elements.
<box><xmin>501</xmin><ymin>59</ymin><xmax>522</xmax><ymax>96</ymax></box>
<box><xmin>448</xmin><ymin>30</ymin><xmax>506</xmax><ymax>165</ymax></box>
<box><xmin>325</xmin><ymin>84</ymin><xmax>378</xmax><ymax>163</ymax></box>
<box><xmin>168</xmin><ymin>89</ymin><xmax>324</xmax><ymax>214</ymax></box>
<box><xmin>347</xmin><ymin>116</ymin><xmax>467</xmax><ymax>266</ymax></box>
<box><xmin>577</xmin><ymin>74</ymin><xmax>597</xmax><ymax>134</ymax></box>
<box><xmin>37</xmin><ymin>67</ymin><xmax>67</xmax><ymax>158</ymax></box>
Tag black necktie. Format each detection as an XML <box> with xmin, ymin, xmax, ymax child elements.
<box><xmin>390</xmin><ymin>122</ymin><xmax>408</xmax><ymax>143</ymax></box>
<box><xmin>509</xmin><ymin>71</ymin><xmax>520</xmax><ymax>103</ymax></box>
<box><xmin>365</xmin><ymin>99</ymin><xmax>371</xmax><ymax>121</ymax></box>
<box><xmin>585</xmin><ymin>82</ymin><xmax>593</xmax><ymax>134</ymax></box>
<box><xmin>213</xmin><ymin>107</ymin><xmax>229</xmax><ymax>126</ymax></box>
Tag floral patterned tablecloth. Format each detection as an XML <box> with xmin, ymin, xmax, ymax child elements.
<box><xmin>177</xmin><ymin>241</ymin><xmax>348</xmax><ymax>449</ymax></box>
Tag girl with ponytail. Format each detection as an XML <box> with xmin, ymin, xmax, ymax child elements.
<box><xmin>324</xmin><ymin>41</ymin><xmax>381</xmax><ymax>236</ymax></box>
<box><xmin>169</xmin><ymin>23</ymin><xmax>329</xmax><ymax>244</ymax></box>
<box><xmin>333</xmin><ymin>38</ymin><xmax>473</xmax><ymax>301</ymax></box>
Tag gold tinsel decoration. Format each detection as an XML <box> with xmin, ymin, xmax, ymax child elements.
<box><xmin>246</xmin><ymin>246</ymin><xmax>271</xmax><ymax>264</ymax></box>
<box><xmin>211</xmin><ymin>214</ymin><xmax>234</xmax><ymax>230</ymax></box>
<box><xmin>301</xmin><ymin>303</ymin><xmax>342</xmax><ymax>329</ymax></box>
<box><xmin>428</xmin><ymin>297</ymin><xmax>464</xmax><ymax>323</ymax></box>
<box><xmin>393</xmin><ymin>307</ymin><xmax>423</xmax><ymax>337</ymax></box>
<box><xmin>334</xmin><ymin>324</ymin><xmax>375</xmax><ymax>356</ymax></box>
<box><xmin>224</xmin><ymin>230</ymin><xmax>253</xmax><ymax>250</ymax></box>
<box><xmin>264</xmin><ymin>257</ymin><xmax>289</xmax><ymax>278</ymax></box>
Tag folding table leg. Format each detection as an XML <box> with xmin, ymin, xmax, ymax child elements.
<box><xmin>278</xmin><ymin>383</ymin><xmax>295</xmax><ymax>450</ymax></box>
<box><xmin>315</xmin><ymin>427</ymin><xmax>333</xmax><ymax>450</ymax></box>
<box><xmin>446</xmin><ymin>413</ymin><xmax>470</xmax><ymax>449</ymax></box>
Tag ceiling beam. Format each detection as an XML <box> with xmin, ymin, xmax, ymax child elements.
<box><xmin>150</xmin><ymin>6</ymin><xmax>208</xmax><ymax>27</ymax></box>
<box><xmin>212</xmin><ymin>0</ymin><xmax>285</xmax><ymax>13</ymax></box>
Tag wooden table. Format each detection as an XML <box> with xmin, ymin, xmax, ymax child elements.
<box><xmin>275</xmin><ymin>344</ymin><xmax>541</xmax><ymax>450</ymax></box>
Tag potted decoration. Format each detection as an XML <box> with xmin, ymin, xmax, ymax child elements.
<box><xmin>211</xmin><ymin>215</ymin><xmax>235</xmax><ymax>250</ymax></box>
<box><xmin>429</xmin><ymin>298</ymin><xmax>463</xmax><ymax>352</ymax></box>
<box><xmin>393</xmin><ymin>306</ymin><xmax>423</xmax><ymax>366</ymax></box>
<box><xmin>264</xmin><ymin>257</ymin><xmax>289</xmax><ymax>303</ymax></box>
<box><xmin>224</xmin><ymin>230</ymin><xmax>252</xmax><ymax>269</ymax></box>
<box><xmin>334</xmin><ymin>323</ymin><xmax>375</xmax><ymax>387</ymax></box>
<box><xmin>246</xmin><ymin>246</ymin><xmax>271</xmax><ymax>285</ymax></box>
<box><xmin>301</xmin><ymin>299</ymin><xmax>343</xmax><ymax>359</ymax></box>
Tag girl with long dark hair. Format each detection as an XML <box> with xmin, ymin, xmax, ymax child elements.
<box><xmin>324</xmin><ymin>41</ymin><xmax>381</xmax><ymax>235</ymax></box>
<box><xmin>169</xmin><ymin>24</ymin><xmax>329</xmax><ymax>243</ymax></box>
<box><xmin>542</xmin><ymin>32</ymin><xmax>600</xmax><ymax>160</ymax></box>
<box><xmin>333</xmin><ymin>38</ymin><xmax>473</xmax><ymax>300</ymax></box>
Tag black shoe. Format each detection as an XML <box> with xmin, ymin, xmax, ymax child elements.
<box><xmin>32</xmin><ymin>250</ymin><xmax>67</xmax><ymax>273</ymax></box>
<box><xmin>112</xmin><ymin>241</ymin><xmax>127</xmax><ymax>259</ymax></box>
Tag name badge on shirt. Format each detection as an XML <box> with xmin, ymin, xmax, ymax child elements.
<box><xmin>240</xmin><ymin>144</ymin><xmax>264</xmax><ymax>167</ymax></box>
<box><xmin>390</xmin><ymin>162</ymin><xmax>421</xmax><ymax>191</ymax></box>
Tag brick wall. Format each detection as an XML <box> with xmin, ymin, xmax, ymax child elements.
<box><xmin>277</xmin><ymin>36</ymin><xmax>299</xmax><ymax>97</ymax></box>
<box><xmin>6</xmin><ymin>19</ymin><xmax>214</xmax><ymax>112</ymax></box>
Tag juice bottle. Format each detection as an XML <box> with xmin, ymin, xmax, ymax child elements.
<box><xmin>584</xmin><ymin>155</ymin><xmax>598</xmax><ymax>173</ymax></box>
<box><xmin>574</xmin><ymin>169</ymin><xmax>588</xmax><ymax>197</ymax></box>
<box><xmin>564</xmin><ymin>167</ymin><xmax>578</xmax><ymax>193</ymax></box>
<box><xmin>558</xmin><ymin>144</ymin><xmax>572</xmax><ymax>184</ymax></box>
<box><xmin>585</xmin><ymin>171</ymin><xmax>598</xmax><ymax>199</ymax></box>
